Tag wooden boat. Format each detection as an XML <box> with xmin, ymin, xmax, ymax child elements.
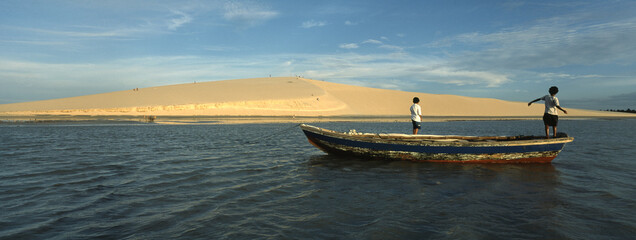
<box><xmin>300</xmin><ymin>124</ymin><xmax>574</xmax><ymax>163</ymax></box>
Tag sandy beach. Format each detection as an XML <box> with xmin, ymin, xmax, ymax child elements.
<box><xmin>0</xmin><ymin>77</ymin><xmax>632</xmax><ymax>122</ymax></box>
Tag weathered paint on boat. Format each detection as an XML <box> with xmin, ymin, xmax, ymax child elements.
<box><xmin>300</xmin><ymin>124</ymin><xmax>574</xmax><ymax>163</ymax></box>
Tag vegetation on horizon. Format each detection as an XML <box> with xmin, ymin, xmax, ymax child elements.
<box><xmin>602</xmin><ymin>109</ymin><xmax>636</xmax><ymax>114</ymax></box>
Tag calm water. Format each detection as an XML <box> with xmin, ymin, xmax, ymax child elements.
<box><xmin>1</xmin><ymin>119</ymin><xmax>635</xmax><ymax>239</ymax></box>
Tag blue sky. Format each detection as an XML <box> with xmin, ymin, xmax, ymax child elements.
<box><xmin>1</xmin><ymin>0</ymin><xmax>635</xmax><ymax>110</ymax></box>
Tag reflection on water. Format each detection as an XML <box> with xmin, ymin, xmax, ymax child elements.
<box><xmin>304</xmin><ymin>154</ymin><xmax>561</xmax><ymax>239</ymax></box>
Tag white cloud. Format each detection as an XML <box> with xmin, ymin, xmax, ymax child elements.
<box><xmin>301</xmin><ymin>20</ymin><xmax>327</xmax><ymax>28</ymax></box>
<box><xmin>344</xmin><ymin>20</ymin><xmax>357</xmax><ymax>26</ymax></box>
<box><xmin>441</xmin><ymin>16</ymin><xmax>636</xmax><ymax>70</ymax></box>
<box><xmin>422</xmin><ymin>67</ymin><xmax>509</xmax><ymax>87</ymax></box>
<box><xmin>2</xmin><ymin>4</ymin><xmax>202</xmax><ymax>42</ymax></box>
<box><xmin>223</xmin><ymin>1</ymin><xmax>278</xmax><ymax>28</ymax></box>
<box><xmin>167</xmin><ymin>11</ymin><xmax>193</xmax><ymax>30</ymax></box>
<box><xmin>11</xmin><ymin>26</ymin><xmax>145</xmax><ymax>38</ymax></box>
<box><xmin>339</xmin><ymin>43</ymin><xmax>359</xmax><ymax>49</ymax></box>
<box><xmin>0</xmin><ymin>40</ymin><xmax>67</xmax><ymax>46</ymax></box>
<box><xmin>361</xmin><ymin>39</ymin><xmax>403</xmax><ymax>52</ymax></box>
<box><xmin>538</xmin><ymin>72</ymin><xmax>574</xmax><ymax>80</ymax></box>
<box><xmin>203</xmin><ymin>45</ymin><xmax>240</xmax><ymax>52</ymax></box>
<box><xmin>362</xmin><ymin>39</ymin><xmax>382</xmax><ymax>44</ymax></box>
<box><xmin>379</xmin><ymin>44</ymin><xmax>404</xmax><ymax>52</ymax></box>
<box><xmin>0</xmin><ymin>52</ymin><xmax>513</xmax><ymax>103</ymax></box>
<box><xmin>272</xmin><ymin>53</ymin><xmax>509</xmax><ymax>88</ymax></box>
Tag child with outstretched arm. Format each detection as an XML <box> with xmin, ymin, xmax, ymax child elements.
<box><xmin>528</xmin><ymin>86</ymin><xmax>568</xmax><ymax>138</ymax></box>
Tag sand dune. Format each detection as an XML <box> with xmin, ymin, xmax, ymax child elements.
<box><xmin>0</xmin><ymin>77</ymin><xmax>631</xmax><ymax>118</ymax></box>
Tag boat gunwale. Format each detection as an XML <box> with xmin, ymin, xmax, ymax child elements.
<box><xmin>300</xmin><ymin>124</ymin><xmax>574</xmax><ymax>147</ymax></box>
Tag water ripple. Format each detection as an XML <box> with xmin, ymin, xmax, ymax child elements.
<box><xmin>1</xmin><ymin>121</ymin><xmax>635</xmax><ymax>239</ymax></box>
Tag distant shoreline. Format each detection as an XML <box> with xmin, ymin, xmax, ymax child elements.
<box><xmin>1</xmin><ymin>114</ymin><xmax>634</xmax><ymax>125</ymax></box>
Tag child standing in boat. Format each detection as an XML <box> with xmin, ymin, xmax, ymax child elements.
<box><xmin>528</xmin><ymin>86</ymin><xmax>568</xmax><ymax>138</ymax></box>
<box><xmin>410</xmin><ymin>97</ymin><xmax>423</xmax><ymax>135</ymax></box>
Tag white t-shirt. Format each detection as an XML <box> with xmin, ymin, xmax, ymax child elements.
<box><xmin>410</xmin><ymin>104</ymin><xmax>422</xmax><ymax>122</ymax></box>
<box><xmin>540</xmin><ymin>95</ymin><xmax>560</xmax><ymax>115</ymax></box>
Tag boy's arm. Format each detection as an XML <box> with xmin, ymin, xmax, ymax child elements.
<box><xmin>528</xmin><ymin>98</ymin><xmax>541</xmax><ymax>106</ymax></box>
<box><xmin>557</xmin><ymin>106</ymin><xmax>568</xmax><ymax>114</ymax></box>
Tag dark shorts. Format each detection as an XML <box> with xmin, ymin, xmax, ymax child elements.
<box><xmin>412</xmin><ymin>120</ymin><xmax>421</xmax><ymax>130</ymax></box>
<box><xmin>543</xmin><ymin>113</ymin><xmax>558</xmax><ymax>126</ymax></box>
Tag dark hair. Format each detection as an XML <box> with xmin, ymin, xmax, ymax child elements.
<box><xmin>413</xmin><ymin>97</ymin><xmax>420</xmax><ymax>103</ymax></box>
<box><xmin>549</xmin><ymin>86</ymin><xmax>559</xmax><ymax>95</ymax></box>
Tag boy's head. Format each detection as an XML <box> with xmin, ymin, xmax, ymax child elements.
<box><xmin>549</xmin><ymin>86</ymin><xmax>559</xmax><ymax>95</ymax></box>
<box><xmin>413</xmin><ymin>97</ymin><xmax>420</xmax><ymax>103</ymax></box>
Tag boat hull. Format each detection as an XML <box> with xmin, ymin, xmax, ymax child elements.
<box><xmin>301</xmin><ymin>124</ymin><xmax>573</xmax><ymax>163</ymax></box>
